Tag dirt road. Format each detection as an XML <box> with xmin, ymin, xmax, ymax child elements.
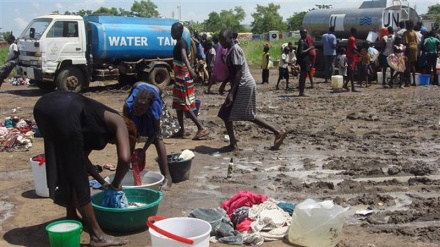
<box><xmin>0</xmin><ymin>69</ymin><xmax>439</xmax><ymax>247</ymax></box>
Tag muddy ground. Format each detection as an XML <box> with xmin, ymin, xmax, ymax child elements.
<box><xmin>0</xmin><ymin>68</ymin><xmax>440</xmax><ymax>247</ymax></box>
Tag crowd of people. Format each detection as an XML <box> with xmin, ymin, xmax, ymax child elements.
<box><xmin>260</xmin><ymin>20</ymin><xmax>440</xmax><ymax>95</ymax></box>
<box><xmin>12</xmin><ymin>19</ymin><xmax>439</xmax><ymax>247</ymax></box>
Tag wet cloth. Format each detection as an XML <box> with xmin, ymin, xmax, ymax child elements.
<box><xmin>232</xmin><ymin>206</ymin><xmax>252</xmax><ymax>232</ymax></box>
<box><xmin>218</xmin><ymin>44</ymin><xmax>257</xmax><ymax>122</ymax></box>
<box><xmin>172</xmin><ymin>60</ymin><xmax>197</xmax><ymax>112</ymax></box>
<box><xmin>131</xmin><ymin>148</ymin><xmax>146</xmax><ymax>186</ymax></box>
<box><xmin>101</xmin><ymin>186</ymin><xmax>128</xmax><ymax>208</ymax></box>
<box><xmin>221</xmin><ymin>191</ymin><xmax>268</xmax><ymax>217</ymax></box>
<box><xmin>277</xmin><ymin>202</ymin><xmax>295</xmax><ymax>216</ymax></box>
<box><xmin>189</xmin><ymin>208</ymin><xmax>243</xmax><ymax>245</ymax></box>
<box><xmin>125</xmin><ymin>82</ymin><xmax>162</xmax><ymax>137</ymax></box>
<box><xmin>242</xmin><ymin>200</ymin><xmax>291</xmax><ymax>245</ymax></box>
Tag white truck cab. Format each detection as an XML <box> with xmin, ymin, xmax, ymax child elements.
<box><xmin>17</xmin><ymin>15</ymin><xmax>88</xmax><ymax>91</ymax></box>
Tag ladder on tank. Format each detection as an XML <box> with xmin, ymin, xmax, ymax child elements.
<box><xmin>392</xmin><ymin>0</ymin><xmax>410</xmax><ymax>21</ymax></box>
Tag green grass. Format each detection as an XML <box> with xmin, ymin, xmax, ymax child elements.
<box><xmin>240</xmin><ymin>38</ymin><xmax>299</xmax><ymax>68</ymax></box>
<box><xmin>0</xmin><ymin>39</ymin><xmax>299</xmax><ymax>78</ymax></box>
<box><xmin>0</xmin><ymin>47</ymin><xmax>7</xmax><ymax>64</ymax></box>
<box><xmin>0</xmin><ymin>46</ymin><xmax>17</xmax><ymax>77</ymax></box>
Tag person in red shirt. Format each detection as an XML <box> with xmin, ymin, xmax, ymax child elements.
<box><xmin>306</xmin><ymin>34</ymin><xmax>316</xmax><ymax>88</ymax></box>
<box><xmin>344</xmin><ymin>27</ymin><xmax>361</xmax><ymax>92</ymax></box>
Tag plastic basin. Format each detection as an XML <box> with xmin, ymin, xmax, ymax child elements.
<box><xmin>107</xmin><ymin>171</ymin><xmax>164</xmax><ymax>191</ymax></box>
<box><xmin>91</xmin><ymin>188</ymin><xmax>162</xmax><ymax>232</ymax></box>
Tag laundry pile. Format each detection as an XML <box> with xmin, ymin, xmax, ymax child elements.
<box><xmin>0</xmin><ymin>117</ymin><xmax>35</xmax><ymax>152</ymax></box>
<box><xmin>9</xmin><ymin>77</ymin><xmax>30</xmax><ymax>86</ymax></box>
<box><xmin>188</xmin><ymin>191</ymin><xmax>295</xmax><ymax>246</ymax></box>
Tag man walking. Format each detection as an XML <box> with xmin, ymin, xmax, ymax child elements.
<box><xmin>321</xmin><ymin>26</ymin><xmax>337</xmax><ymax>83</ymax></box>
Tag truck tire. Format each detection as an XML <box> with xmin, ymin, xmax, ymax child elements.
<box><xmin>33</xmin><ymin>80</ymin><xmax>56</xmax><ymax>91</ymax></box>
<box><xmin>56</xmin><ymin>66</ymin><xmax>84</xmax><ymax>93</ymax></box>
<box><xmin>149</xmin><ymin>67</ymin><xmax>171</xmax><ymax>90</ymax></box>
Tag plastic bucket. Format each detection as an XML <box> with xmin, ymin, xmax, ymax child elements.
<box><xmin>46</xmin><ymin>220</ymin><xmax>82</xmax><ymax>247</ymax></box>
<box><xmin>167</xmin><ymin>154</ymin><xmax>193</xmax><ymax>183</ymax></box>
<box><xmin>418</xmin><ymin>74</ymin><xmax>430</xmax><ymax>86</ymax></box>
<box><xmin>30</xmin><ymin>154</ymin><xmax>49</xmax><ymax>197</ymax></box>
<box><xmin>148</xmin><ymin>216</ymin><xmax>211</xmax><ymax>247</ymax></box>
<box><xmin>376</xmin><ymin>72</ymin><xmax>383</xmax><ymax>84</ymax></box>
<box><xmin>185</xmin><ymin>99</ymin><xmax>201</xmax><ymax>118</ymax></box>
<box><xmin>331</xmin><ymin>75</ymin><xmax>343</xmax><ymax>90</ymax></box>
<box><xmin>108</xmin><ymin>171</ymin><xmax>164</xmax><ymax>190</ymax></box>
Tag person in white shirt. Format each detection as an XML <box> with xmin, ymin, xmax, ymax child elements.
<box><xmin>276</xmin><ymin>46</ymin><xmax>290</xmax><ymax>90</ymax></box>
<box><xmin>0</xmin><ymin>35</ymin><xmax>18</xmax><ymax>87</ymax></box>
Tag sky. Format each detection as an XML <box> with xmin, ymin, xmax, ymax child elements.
<box><xmin>0</xmin><ymin>0</ymin><xmax>438</xmax><ymax>36</ymax></box>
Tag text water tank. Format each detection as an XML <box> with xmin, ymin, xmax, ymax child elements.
<box><xmin>84</xmin><ymin>16</ymin><xmax>190</xmax><ymax>62</ymax></box>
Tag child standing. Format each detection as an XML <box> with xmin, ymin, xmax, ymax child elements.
<box><xmin>337</xmin><ymin>48</ymin><xmax>348</xmax><ymax>89</ymax></box>
<box><xmin>360</xmin><ymin>45</ymin><xmax>372</xmax><ymax>87</ymax></box>
<box><xmin>205</xmin><ymin>41</ymin><xmax>216</xmax><ymax>84</ymax></box>
<box><xmin>276</xmin><ymin>46</ymin><xmax>290</xmax><ymax>90</ymax></box>
<box><xmin>261</xmin><ymin>43</ymin><xmax>270</xmax><ymax>84</ymax></box>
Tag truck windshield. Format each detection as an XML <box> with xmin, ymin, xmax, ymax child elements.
<box><xmin>19</xmin><ymin>18</ymin><xmax>52</xmax><ymax>40</ymax></box>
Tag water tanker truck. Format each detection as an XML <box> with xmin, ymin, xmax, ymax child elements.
<box><xmin>302</xmin><ymin>0</ymin><xmax>420</xmax><ymax>77</ymax></box>
<box><xmin>16</xmin><ymin>15</ymin><xmax>191</xmax><ymax>92</ymax></box>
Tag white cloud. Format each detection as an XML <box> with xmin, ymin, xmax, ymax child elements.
<box><xmin>14</xmin><ymin>17</ymin><xmax>29</xmax><ymax>34</ymax></box>
<box><xmin>32</xmin><ymin>1</ymin><xmax>40</xmax><ymax>9</ymax></box>
<box><xmin>56</xmin><ymin>3</ymin><xmax>63</xmax><ymax>9</ymax></box>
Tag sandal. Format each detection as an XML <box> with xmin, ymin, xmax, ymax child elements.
<box><xmin>192</xmin><ymin>129</ymin><xmax>210</xmax><ymax>140</ymax></box>
<box><xmin>103</xmin><ymin>163</ymin><xmax>116</xmax><ymax>171</ymax></box>
<box><xmin>271</xmin><ymin>129</ymin><xmax>287</xmax><ymax>150</ymax></box>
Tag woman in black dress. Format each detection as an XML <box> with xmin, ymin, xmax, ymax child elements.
<box><xmin>33</xmin><ymin>91</ymin><xmax>137</xmax><ymax>247</ymax></box>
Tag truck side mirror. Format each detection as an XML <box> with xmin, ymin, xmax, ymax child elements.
<box><xmin>30</xmin><ymin>28</ymin><xmax>35</xmax><ymax>39</ymax></box>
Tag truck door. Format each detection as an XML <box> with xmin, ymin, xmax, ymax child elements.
<box><xmin>45</xmin><ymin>20</ymin><xmax>85</xmax><ymax>65</ymax></box>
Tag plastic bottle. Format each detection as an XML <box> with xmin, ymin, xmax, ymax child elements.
<box><xmin>227</xmin><ymin>158</ymin><xmax>234</xmax><ymax>178</ymax></box>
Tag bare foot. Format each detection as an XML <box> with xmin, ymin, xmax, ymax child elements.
<box><xmin>219</xmin><ymin>143</ymin><xmax>238</xmax><ymax>153</ymax></box>
<box><xmin>90</xmin><ymin>234</ymin><xmax>128</xmax><ymax>247</ymax></box>
<box><xmin>161</xmin><ymin>177</ymin><xmax>172</xmax><ymax>191</ymax></box>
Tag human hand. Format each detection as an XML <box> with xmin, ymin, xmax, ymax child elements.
<box><xmin>190</xmin><ymin>69</ymin><xmax>198</xmax><ymax>80</ymax></box>
<box><xmin>225</xmin><ymin>93</ymin><xmax>234</xmax><ymax>107</ymax></box>
<box><xmin>101</xmin><ymin>186</ymin><xmax>128</xmax><ymax>208</ymax></box>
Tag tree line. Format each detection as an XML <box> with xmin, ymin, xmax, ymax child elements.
<box><xmin>53</xmin><ymin>0</ymin><xmax>334</xmax><ymax>34</ymax></box>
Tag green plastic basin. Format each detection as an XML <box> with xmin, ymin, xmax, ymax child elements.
<box><xmin>91</xmin><ymin>188</ymin><xmax>162</xmax><ymax>232</ymax></box>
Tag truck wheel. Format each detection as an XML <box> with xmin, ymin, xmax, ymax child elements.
<box><xmin>56</xmin><ymin>66</ymin><xmax>84</xmax><ymax>93</ymax></box>
<box><xmin>149</xmin><ymin>67</ymin><xmax>171</xmax><ymax>89</ymax></box>
<box><xmin>33</xmin><ymin>80</ymin><xmax>56</xmax><ymax>91</ymax></box>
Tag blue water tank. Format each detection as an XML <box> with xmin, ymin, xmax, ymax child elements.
<box><xmin>84</xmin><ymin>16</ymin><xmax>191</xmax><ymax>62</ymax></box>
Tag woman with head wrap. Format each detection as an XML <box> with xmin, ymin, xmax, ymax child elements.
<box><xmin>33</xmin><ymin>91</ymin><xmax>136</xmax><ymax>247</ymax></box>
